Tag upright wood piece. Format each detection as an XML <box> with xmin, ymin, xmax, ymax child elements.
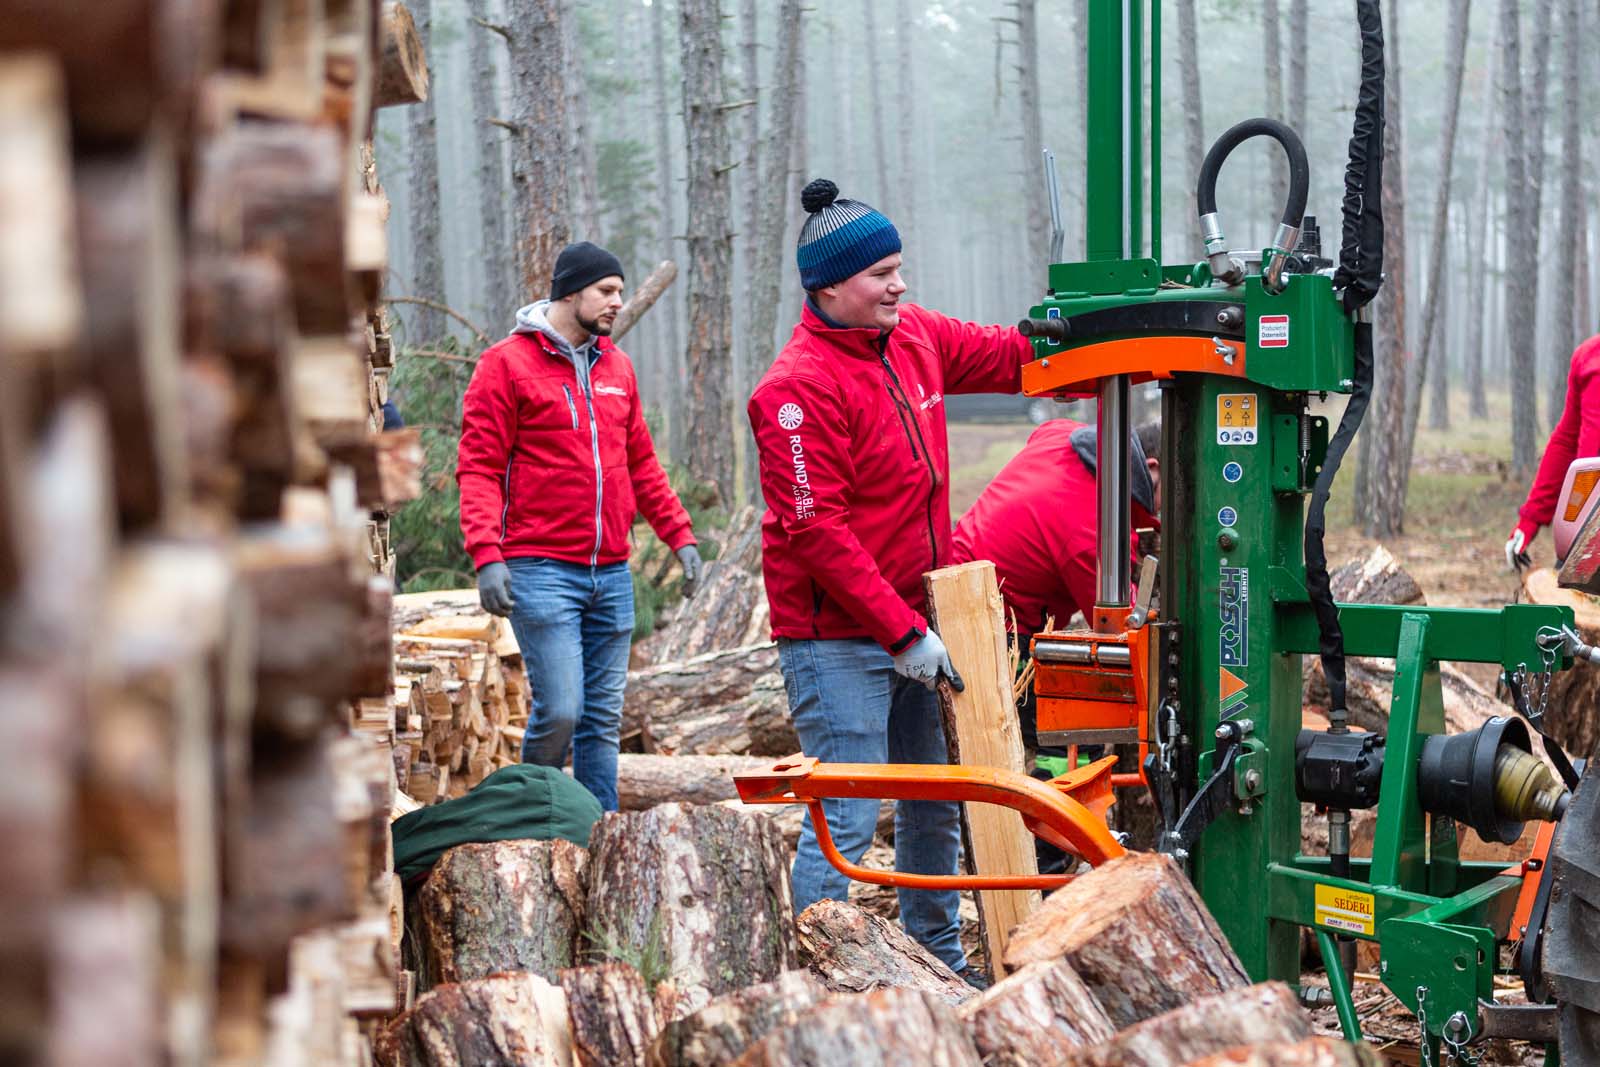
<box><xmin>377</xmin><ymin>972</ymin><xmax>573</xmax><ymax>1067</ymax></box>
<box><xmin>1181</xmin><ymin>1037</ymin><xmax>1387</xmax><ymax>1067</ymax></box>
<box><xmin>795</xmin><ymin>899</ymin><xmax>975</xmax><ymax>1007</ymax></box>
<box><xmin>647</xmin><ymin>973</ymin><xmax>826</xmax><ymax>1067</ymax></box>
<box><xmin>925</xmin><ymin>560</ymin><xmax>1041</xmax><ymax>976</ymax></box>
<box><xmin>958</xmin><ymin>958</ymin><xmax>1116</xmax><ymax>1066</ymax></box>
<box><xmin>559</xmin><ymin>963</ymin><xmax>660</xmax><ymax>1067</ymax></box>
<box><xmin>374</xmin><ymin>2</ymin><xmax>430</xmax><ymax>108</ymax></box>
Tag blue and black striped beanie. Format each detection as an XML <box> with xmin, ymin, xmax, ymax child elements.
<box><xmin>796</xmin><ymin>178</ymin><xmax>901</xmax><ymax>291</ymax></box>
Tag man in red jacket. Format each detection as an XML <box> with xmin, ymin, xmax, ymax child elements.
<box><xmin>1506</xmin><ymin>334</ymin><xmax>1600</xmax><ymax>569</ymax></box>
<box><xmin>952</xmin><ymin>418</ymin><xmax>1160</xmax><ymax>756</ymax></box>
<box><xmin>748</xmin><ymin>179</ymin><xmax>1033</xmax><ymax>982</ymax></box>
<box><xmin>457</xmin><ymin>242</ymin><xmax>701</xmax><ymax>811</ymax></box>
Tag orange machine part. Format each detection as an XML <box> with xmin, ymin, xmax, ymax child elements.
<box><xmin>1022</xmin><ymin>335</ymin><xmax>1248</xmax><ymax>397</ymax></box>
<box><xmin>1032</xmin><ymin>621</ymin><xmax>1153</xmax><ymax>746</ymax></box>
<box><xmin>733</xmin><ymin>756</ymin><xmax>1127</xmax><ymax>891</ymax></box>
<box><xmin>1505</xmin><ymin>819</ymin><xmax>1558</xmax><ymax>942</ymax></box>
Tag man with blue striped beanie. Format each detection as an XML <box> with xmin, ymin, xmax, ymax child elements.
<box><xmin>747</xmin><ymin>178</ymin><xmax>1035</xmax><ymax>986</ymax></box>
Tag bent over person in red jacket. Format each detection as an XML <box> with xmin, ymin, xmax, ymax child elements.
<box><xmin>1506</xmin><ymin>334</ymin><xmax>1600</xmax><ymax>569</ymax></box>
<box><xmin>457</xmin><ymin>242</ymin><xmax>701</xmax><ymax>811</ymax></box>
<box><xmin>747</xmin><ymin>179</ymin><xmax>1033</xmax><ymax>984</ymax></box>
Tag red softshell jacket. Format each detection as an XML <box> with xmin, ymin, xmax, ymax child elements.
<box><xmin>748</xmin><ymin>302</ymin><xmax>1031</xmax><ymax>652</ymax></box>
<box><xmin>1520</xmin><ymin>335</ymin><xmax>1600</xmax><ymax>534</ymax></box>
<box><xmin>457</xmin><ymin>331</ymin><xmax>694</xmax><ymax>569</ymax></box>
<box><xmin>951</xmin><ymin>420</ymin><xmax>1156</xmax><ymax>635</ymax></box>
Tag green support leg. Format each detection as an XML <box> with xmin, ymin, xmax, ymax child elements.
<box><xmin>1315</xmin><ymin>929</ymin><xmax>1362</xmax><ymax>1042</ymax></box>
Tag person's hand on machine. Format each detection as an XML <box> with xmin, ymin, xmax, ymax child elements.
<box><xmin>1505</xmin><ymin>519</ymin><xmax>1537</xmax><ymax>571</ymax></box>
<box><xmin>892</xmin><ymin>628</ymin><xmax>964</xmax><ymax>692</ymax></box>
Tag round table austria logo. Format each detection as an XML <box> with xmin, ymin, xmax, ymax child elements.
<box><xmin>777</xmin><ymin>403</ymin><xmax>804</xmax><ymax>430</ymax></box>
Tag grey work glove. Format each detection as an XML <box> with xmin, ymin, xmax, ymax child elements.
<box><xmin>677</xmin><ymin>544</ymin><xmax>703</xmax><ymax>599</ymax></box>
<box><xmin>892</xmin><ymin>629</ymin><xmax>965</xmax><ymax>692</ymax></box>
<box><xmin>477</xmin><ymin>561</ymin><xmax>515</xmax><ymax>617</ymax></box>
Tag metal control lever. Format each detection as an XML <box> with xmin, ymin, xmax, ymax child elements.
<box><xmin>1127</xmin><ymin>555</ymin><xmax>1159</xmax><ymax>629</ymax></box>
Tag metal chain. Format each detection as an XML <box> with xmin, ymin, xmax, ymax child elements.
<box><xmin>1416</xmin><ymin>987</ymin><xmax>1434</xmax><ymax>1067</ymax></box>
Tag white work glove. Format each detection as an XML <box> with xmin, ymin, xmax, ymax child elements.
<box><xmin>892</xmin><ymin>629</ymin><xmax>965</xmax><ymax>692</ymax></box>
<box><xmin>1505</xmin><ymin>523</ymin><xmax>1534</xmax><ymax>572</ymax></box>
<box><xmin>676</xmin><ymin>545</ymin><xmax>703</xmax><ymax>599</ymax></box>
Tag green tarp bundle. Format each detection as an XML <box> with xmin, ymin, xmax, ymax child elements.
<box><xmin>391</xmin><ymin>763</ymin><xmax>603</xmax><ymax>884</ymax></box>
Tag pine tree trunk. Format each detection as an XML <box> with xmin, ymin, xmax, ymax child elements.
<box><xmin>585</xmin><ymin>804</ymin><xmax>796</xmax><ymax>1014</ymax></box>
<box><xmin>1550</xmin><ymin>0</ymin><xmax>1583</xmax><ymax>418</ymax></box>
<box><xmin>405</xmin><ymin>0</ymin><xmax>447</xmax><ymax>343</ymax></box>
<box><xmin>1500</xmin><ymin>0</ymin><xmax>1537</xmax><ymax>477</ymax></box>
<box><xmin>795</xmin><ymin>899</ymin><xmax>976</xmax><ymax>1006</ymax></box>
<box><xmin>378</xmin><ymin>972</ymin><xmax>573</xmax><ymax>1067</ymax></box>
<box><xmin>649</xmin><ymin>0</ymin><xmax>685</xmax><ymax>462</ymax></box>
<box><xmin>467</xmin><ymin>2</ymin><xmax>515</xmax><ymax>334</ymax></box>
<box><xmin>1428</xmin><ymin>261</ymin><xmax>1451</xmax><ymax>431</ymax></box>
<box><xmin>1016</xmin><ymin>0</ymin><xmax>1049</xmax><ymax>272</ymax></box>
<box><xmin>958</xmin><ymin>958</ymin><xmax>1116</xmax><ymax>1066</ymax></box>
<box><xmin>1175</xmin><ymin>0</ymin><xmax>1206</xmax><ymax>255</ymax></box>
<box><xmin>729</xmin><ymin>988</ymin><xmax>982</xmax><ymax>1067</ymax></box>
<box><xmin>1465</xmin><ymin>41</ymin><xmax>1499</xmax><ymax>421</ymax></box>
<box><xmin>1059</xmin><ymin>983</ymin><xmax>1312</xmax><ymax>1067</ymax></box>
<box><xmin>1522</xmin><ymin>0</ymin><xmax>1556</xmax><ymax>426</ymax></box>
<box><xmin>1002</xmin><ymin>852</ymin><xmax>1248</xmax><ymax>1029</ymax></box>
<box><xmin>860</xmin><ymin>0</ymin><xmax>891</xmax><ymax>214</ymax></box>
<box><xmin>1286</xmin><ymin>0</ymin><xmax>1307</xmax><ymax>136</ymax></box>
<box><xmin>561</xmin><ymin>0</ymin><xmax>601</xmax><ymax>241</ymax></box>
<box><xmin>678</xmin><ymin>0</ymin><xmax>735</xmax><ymax>506</ymax></box>
<box><xmin>417</xmin><ymin>838</ymin><xmax>589</xmax><ymax>988</ymax></box>
<box><xmin>1260</xmin><ymin>0</ymin><xmax>1285</xmax><ymax>194</ymax></box>
<box><xmin>1396</xmin><ymin>0</ymin><xmax>1470</xmax><ymax>498</ymax></box>
<box><xmin>505</xmin><ymin>0</ymin><xmax>572</xmax><ymax>302</ymax></box>
<box><xmin>1365</xmin><ymin>0</ymin><xmax>1409</xmax><ymax>538</ymax></box>
<box><xmin>647</xmin><ymin>973</ymin><xmax>828</xmax><ymax>1067</ymax></box>
<box><xmin>896</xmin><ymin>0</ymin><xmax>917</xmax><ymax>244</ymax></box>
<box><xmin>559</xmin><ymin>963</ymin><xmax>660</xmax><ymax>1067</ymax></box>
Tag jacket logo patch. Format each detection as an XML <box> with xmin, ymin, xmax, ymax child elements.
<box><xmin>788</xmin><ymin>435</ymin><xmax>816</xmax><ymax>520</ymax></box>
<box><xmin>594</xmin><ymin>383</ymin><xmax>628</xmax><ymax>397</ymax></box>
<box><xmin>920</xmin><ymin>391</ymin><xmax>943</xmax><ymax>412</ymax></box>
<box><xmin>777</xmin><ymin>402</ymin><xmax>804</xmax><ymax>430</ymax></box>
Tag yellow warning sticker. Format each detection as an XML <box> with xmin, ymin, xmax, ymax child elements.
<box><xmin>1314</xmin><ymin>883</ymin><xmax>1375</xmax><ymax>936</ymax></box>
<box><xmin>1217</xmin><ymin>393</ymin><xmax>1259</xmax><ymax>445</ymax></box>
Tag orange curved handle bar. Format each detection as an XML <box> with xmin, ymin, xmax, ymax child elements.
<box><xmin>1022</xmin><ymin>334</ymin><xmax>1247</xmax><ymax>396</ymax></box>
<box><xmin>734</xmin><ymin>756</ymin><xmax>1127</xmax><ymax>891</ymax></box>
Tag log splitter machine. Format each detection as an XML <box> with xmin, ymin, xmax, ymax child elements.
<box><xmin>735</xmin><ymin>1</ymin><xmax>1600</xmax><ymax>1060</ymax></box>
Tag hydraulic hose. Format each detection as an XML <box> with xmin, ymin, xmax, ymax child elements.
<box><xmin>1306</xmin><ymin>0</ymin><xmax>1385</xmax><ymax>726</ymax></box>
<box><xmin>1195</xmin><ymin>118</ymin><xmax>1311</xmax><ymax>290</ymax></box>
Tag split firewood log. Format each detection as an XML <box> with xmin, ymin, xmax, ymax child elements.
<box><xmin>623</xmin><ymin>644</ymin><xmax>797</xmax><ymax>756</ymax></box>
<box><xmin>795</xmin><ymin>899</ymin><xmax>975</xmax><ymax>1006</ymax></box>
<box><xmin>1058</xmin><ymin>982</ymin><xmax>1312</xmax><ymax>1067</ymax></box>
<box><xmin>585</xmin><ymin>804</ymin><xmax>796</xmax><ymax>1013</ymax></box>
<box><xmin>616</xmin><ymin>753</ymin><xmax>778</xmax><ymax>809</ymax></box>
<box><xmin>1002</xmin><ymin>852</ymin><xmax>1247</xmax><ymax>1028</ymax></box>
<box><xmin>1521</xmin><ymin>567</ymin><xmax>1600</xmax><ymax>759</ymax></box>
<box><xmin>559</xmin><ymin>963</ymin><xmax>659</xmax><ymax>1067</ymax></box>
<box><xmin>646</xmin><ymin>973</ymin><xmax>827</xmax><ymax>1067</ymax></box>
<box><xmin>374</xmin><ymin>1</ymin><xmax>430</xmax><ymax>108</ymax></box>
<box><xmin>729</xmin><ymin>987</ymin><xmax>982</xmax><ymax>1067</ymax></box>
<box><xmin>417</xmin><ymin>838</ymin><xmax>588</xmax><ymax>987</ymax></box>
<box><xmin>1181</xmin><ymin>1036</ymin><xmax>1386</xmax><ymax>1067</ymax></box>
<box><xmin>376</xmin><ymin>972</ymin><xmax>572</xmax><ymax>1067</ymax></box>
<box><xmin>957</xmin><ymin>957</ymin><xmax>1115</xmax><ymax>1066</ymax></box>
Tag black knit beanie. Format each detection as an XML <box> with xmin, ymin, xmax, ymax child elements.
<box><xmin>550</xmin><ymin>241</ymin><xmax>625</xmax><ymax>300</ymax></box>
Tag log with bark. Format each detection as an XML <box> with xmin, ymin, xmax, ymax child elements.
<box><xmin>1521</xmin><ymin>567</ymin><xmax>1600</xmax><ymax>759</ymax></box>
<box><xmin>584</xmin><ymin>804</ymin><xmax>796</xmax><ymax>1013</ymax></box>
<box><xmin>1182</xmin><ymin>1037</ymin><xmax>1386</xmax><ymax>1067</ymax></box>
<box><xmin>1058</xmin><ymin>982</ymin><xmax>1312</xmax><ymax>1067</ymax></box>
<box><xmin>417</xmin><ymin>838</ymin><xmax>588</xmax><ymax>988</ymax></box>
<box><xmin>647</xmin><ymin>973</ymin><xmax>827</xmax><ymax>1067</ymax></box>
<box><xmin>559</xmin><ymin>962</ymin><xmax>659</xmax><ymax>1067</ymax></box>
<box><xmin>795</xmin><ymin>898</ymin><xmax>975</xmax><ymax>1006</ymax></box>
<box><xmin>648</xmin><ymin>569</ymin><xmax>770</xmax><ymax>664</ymax></box>
<box><xmin>377</xmin><ymin>972</ymin><xmax>573</xmax><ymax>1067</ymax></box>
<box><xmin>958</xmin><ymin>957</ymin><xmax>1116</xmax><ymax>1066</ymax></box>
<box><xmin>617</xmin><ymin>753</ymin><xmax>781</xmax><ymax>809</ymax></box>
<box><xmin>612</xmin><ymin>260</ymin><xmax>678</xmax><ymax>341</ymax></box>
<box><xmin>375</xmin><ymin>1</ymin><xmax>430</xmax><ymax>107</ymax></box>
<box><xmin>622</xmin><ymin>643</ymin><xmax>796</xmax><ymax>757</ymax></box>
<box><xmin>729</xmin><ymin>987</ymin><xmax>983</xmax><ymax>1067</ymax></box>
<box><xmin>1002</xmin><ymin>851</ymin><xmax>1248</xmax><ymax>1028</ymax></box>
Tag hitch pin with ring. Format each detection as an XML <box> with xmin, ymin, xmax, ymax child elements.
<box><xmin>1538</xmin><ymin>624</ymin><xmax>1600</xmax><ymax>666</ymax></box>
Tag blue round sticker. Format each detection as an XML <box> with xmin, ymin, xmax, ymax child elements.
<box><xmin>1218</xmin><ymin>506</ymin><xmax>1238</xmax><ymax>527</ymax></box>
<box><xmin>1223</xmin><ymin>461</ymin><xmax>1243</xmax><ymax>483</ymax></box>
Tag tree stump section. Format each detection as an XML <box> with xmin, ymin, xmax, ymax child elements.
<box><xmin>729</xmin><ymin>988</ymin><xmax>982</xmax><ymax>1067</ymax></box>
<box><xmin>925</xmin><ymin>561</ymin><xmax>1041</xmax><ymax>978</ymax></box>
<box><xmin>377</xmin><ymin>972</ymin><xmax>572</xmax><ymax>1067</ymax></box>
<box><xmin>1002</xmin><ymin>852</ymin><xmax>1247</xmax><ymax>1029</ymax></box>
<box><xmin>958</xmin><ymin>957</ymin><xmax>1116</xmax><ymax>1066</ymax></box>
<box><xmin>1059</xmin><ymin>982</ymin><xmax>1311</xmax><ymax>1067</ymax></box>
<box><xmin>559</xmin><ymin>962</ymin><xmax>659</xmax><ymax>1067</ymax></box>
<box><xmin>417</xmin><ymin>838</ymin><xmax>588</xmax><ymax>987</ymax></box>
<box><xmin>1181</xmin><ymin>1037</ymin><xmax>1386</xmax><ymax>1067</ymax></box>
<box><xmin>647</xmin><ymin>972</ymin><xmax>827</xmax><ymax>1067</ymax></box>
<box><xmin>1522</xmin><ymin>567</ymin><xmax>1600</xmax><ymax>759</ymax></box>
<box><xmin>585</xmin><ymin>804</ymin><xmax>796</xmax><ymax>1013</ymax></box>
<box><xmin>622</xmin><ymin>644</ymin><xmax>796</xmax><ymax>757</ymax></box>
<box><xmin>795</xmin><ymin>899</ymin><xmax>975</xmax><ymax>1006</ymax></box>
<box><xmin>375</xmin><ymin>1</ymin><xmax>430</xmax><ymax>108</ymax></box>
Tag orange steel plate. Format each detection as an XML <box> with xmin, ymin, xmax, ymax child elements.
<box><xmin>1023</xmin><ymin>335</ymin><xmax>1247</xmax><ymax>396</ymax></box>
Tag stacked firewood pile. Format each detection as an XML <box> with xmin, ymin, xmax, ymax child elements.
<box><xmin>0</xmin><ymin>1</ymin><xmax>429</xmax><ymax>1063</ymax></box>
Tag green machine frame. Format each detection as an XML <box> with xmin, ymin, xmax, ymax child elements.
<box><xmin>1024</xmin><ymin>0</ymin><xmax>1577</xmax><ymax>1055</ymax></box>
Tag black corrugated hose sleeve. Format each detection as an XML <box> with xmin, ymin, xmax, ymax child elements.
<box><xmin>1306</xmin><ymin>0</ymin><xmax>1385</xmax><ymax>715</ymax></box>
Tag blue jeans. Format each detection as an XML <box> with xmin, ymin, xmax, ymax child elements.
<box><xmin>506</xmin><ymin>558</ymin><xmax>634</xmax><ymax>811</ymax></box>
<box><xmin>777</xmin><ymin>637</ymin><xmax>967</xmax><ymax>972</ymax></box>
